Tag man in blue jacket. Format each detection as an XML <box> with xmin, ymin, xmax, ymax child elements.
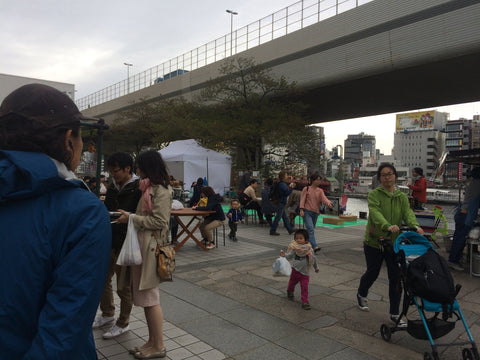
<box><xmin>0</xmin><ymin>84</ymin><xmax>111</xmax><ymax>359</ymax></box>
<box><xmin>270</xmin><ymin>170</ymin><xmax>296</xmax><ymax>235</ymax></box>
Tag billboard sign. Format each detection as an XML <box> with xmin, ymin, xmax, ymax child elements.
<box><xmin>396</xmin><ymin>110</ymin><xmax>435</xmax><ymax>131</ymax></box>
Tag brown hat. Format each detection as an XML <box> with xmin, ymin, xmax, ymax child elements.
<box><xmin>0</xmin><ymin>83</ymin><xmax>97</xmax><ymax>125</ymax></box>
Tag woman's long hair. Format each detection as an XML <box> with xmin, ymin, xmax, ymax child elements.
<box><xmin>136</xmin><ymin>150</ymin><xmax>169</xmax><ymax>188</ymax></box>
<box><xmin>201</xmin><ymin>186</ymin><xmax>215</xmax><ymax>197</ymax></box>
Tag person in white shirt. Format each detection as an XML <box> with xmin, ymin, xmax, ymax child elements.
<box><xmin>243</xmin><ymin>179</ymin><xmax>267</xmax><ymax>224</ymax></box>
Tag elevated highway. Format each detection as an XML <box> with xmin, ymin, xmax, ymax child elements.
<box><xmin>81</xmin><ymin>0</ymin><xmax>480</xmax><ymax>124</ymax></box>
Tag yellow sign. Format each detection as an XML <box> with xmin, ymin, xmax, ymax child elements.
<box><xmin>396</xmin><ymin>110</ymin><xmax>434</xmax><ymax>131</ymax></box>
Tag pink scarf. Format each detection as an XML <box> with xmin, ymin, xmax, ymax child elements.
<box><xmin>139</xmin><ymin>178</ymin><xmax>153</xmax><ymax>214</ymax></box>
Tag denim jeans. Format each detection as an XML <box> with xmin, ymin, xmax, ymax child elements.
<box><xmin>270</xmin><ymin>202</ymin><xmax>293</xmax><ymax>233</ymax></box>
<box><xmin>358</xmin><ymin>243</ymin><xmax>401</xmax><ymax>315</ymax></box>
<box><xmin>170</xmin><ymin>216</ymin><xmax>178</xmax><ymax>241</ymax></box>
<box><xmin>448</xmin><ymin>209</ymin><xmax>470</xmax><ymax>264</ymax></box>
<box><xmin>303</xmin><ymin>209</ymin><xmax>319</xmax><ymax>248</ymax></box>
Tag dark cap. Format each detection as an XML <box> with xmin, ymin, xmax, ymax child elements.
<box><xmin>0</xmin><ymin>83</ymin><xmax>98</xmax><ymax>125</ymax></box>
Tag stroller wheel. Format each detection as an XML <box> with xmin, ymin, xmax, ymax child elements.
<box><xmin>463</xmin><ymin>348</ymin><xmax>474</xmax><ymax>360</ymax></box>
<box><xmin>424</xmin><ymin>352</ymin><xmax>440</xmax><ymax>360</ymax></box>
<box><xmin>380</xmin><ymin>324</ymin><xmax>391</xmax><ymax>342</ymax></box>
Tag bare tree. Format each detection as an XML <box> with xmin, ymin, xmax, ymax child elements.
<box><xmin>197</xmin><ymin>57</ymin><xmax>309</xmax><ymax>171</ymax></box>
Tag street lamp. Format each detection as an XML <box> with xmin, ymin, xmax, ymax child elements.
<box><xmin>124</xmin><ymin>62</ymin><xmax>133</xmax><ymax>93</ymax></box>
<box><xmin>334</xmin><ymin>144</ymin><xmax>344</xmax><ymax>196</ymax></box>
<box><xmin>226</xmin><ymin>9</ymin><xmax>238</xmax><ymax>56</ymax></box>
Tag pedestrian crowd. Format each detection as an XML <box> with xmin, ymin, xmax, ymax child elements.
<box><xmin>0</xmin><ymin>84</ymin><xmax>477</xmax><ymax>359</ymax></box>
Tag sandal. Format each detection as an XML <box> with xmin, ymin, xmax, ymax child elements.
<box><xmin>129</xmin><ymin>346</ymin><xmax>152</xmax><ymax>354</ymax></box>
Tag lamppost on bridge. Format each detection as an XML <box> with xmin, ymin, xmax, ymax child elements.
<box><xmin>124</xmin><ymin>62</ymin><xmax>133</xmax><ymax>94</ymax></box>
<box><xmin>226</xmin><ymin>9</ymin><xmax>238</xmax><ymax>56</ymax></box>
<box><xmin>333</xmin><ymin>144</ymin><xmax>344</xmax><ymax>196</ymax></box>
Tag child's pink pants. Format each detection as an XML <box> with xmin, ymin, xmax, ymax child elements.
<box><xmin>287</xmin><ymin>268</ymin><xmax>310</xmax><ymax>303</ymax></box>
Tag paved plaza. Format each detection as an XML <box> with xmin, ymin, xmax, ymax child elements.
<box><xmin>95</xmin><ymin>218</ymin><xmax>480</xmax><ymax>360</ymax></box>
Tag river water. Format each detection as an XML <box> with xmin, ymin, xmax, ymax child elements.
<box><xmin>344</xmin><ymin>196</ymin><xmax>458</xmax><ymax>230</ymax></box>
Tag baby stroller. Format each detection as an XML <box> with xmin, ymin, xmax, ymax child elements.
<box><xmin>379</xmin><ymin>227</ymin><xmax>479</xmax><ymax>360</ymax></box>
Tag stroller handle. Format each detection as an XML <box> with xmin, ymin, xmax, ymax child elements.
<box><xmin>399</xmin><ymin>226</ymin><xmax>418</xmax><ymax>233</ymax></box>
<box><xmin>381</xmin><ymin>227</ymin><xmax>419</xmax><ymax>254</ymax></box>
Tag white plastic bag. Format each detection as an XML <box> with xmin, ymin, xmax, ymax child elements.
<box><xmin>116</xmin><ymin>216</ymin><xmax>142</xmax><ymax>266</ymax></box>
<box><xmin>171</xmin><ymin>199</ymin><xmax>184</xmax><ymax>210</ymax></box>
<box><xmin>272</xmin><ymin>257</ymin><xmax>291</xmax><ymax>276</ymax></box>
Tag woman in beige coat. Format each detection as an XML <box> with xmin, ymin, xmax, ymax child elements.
<box><xmin>118</xmin><ymin>150</ymin><xmax>171</xmax><ymax>359</ymax></box>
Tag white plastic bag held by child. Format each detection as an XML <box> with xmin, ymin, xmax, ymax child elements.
<box><xmin>272</xmin><ymin>256</ymin><xmax>292</xmax><ymax>276</ymax></box>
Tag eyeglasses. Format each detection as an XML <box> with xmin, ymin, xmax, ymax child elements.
<box><xmin>108</xmin><ymin>168</ymin><xmax>122</xmax><ymax>174</ymax></box>
<box><xmin>380</xmin><ymin>172</ymin><xmax>395</xmax><ymax>178</ymax></box>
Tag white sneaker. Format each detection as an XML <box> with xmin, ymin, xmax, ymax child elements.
<box><xmin>390</xmin><ymin>314</ymin><xmax>407</xmax><ymax>328</ymax></box>
<box><xmin>92</xmin><ymin>315</ymin><xmax>114</xmax><ymax>329</ymax></box>
<box><xmin>103</xmin><ymin>324</ymin><xmax>130</xmax><ymax>339</ymax></box>
<box><xmin>356</xmin><ymin>293</ymin><xmax>369</xmax><ymax>311</ymax></box>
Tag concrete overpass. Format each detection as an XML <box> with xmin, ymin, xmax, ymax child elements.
<box><xmin>80</xmin><ymin>0</ymin><xmax>480</xmax><ymax>124</ymax></box>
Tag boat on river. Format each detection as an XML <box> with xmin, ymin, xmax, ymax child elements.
<box><xmin>398</xmin><ymin>185</ymin><xmax>462</xmax><ymax>204</ymax></box>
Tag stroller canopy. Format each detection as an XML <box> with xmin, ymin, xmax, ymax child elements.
<box><xmin>394</xmin><ymin>231</ymin><xmax>434</xmax><ymax>258</ymax></box>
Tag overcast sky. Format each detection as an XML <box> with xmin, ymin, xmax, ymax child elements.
<box><xmin>2</xmin><ymin>0</ymin><xmax>479</xmax><ymax>154</ymax></box>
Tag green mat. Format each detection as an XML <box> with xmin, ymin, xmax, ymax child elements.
<box><xmin>221</xmin><ymin>205</ymin><xmax>367</xmax><ymax>228</ymax></box>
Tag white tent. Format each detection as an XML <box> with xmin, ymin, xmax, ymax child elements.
<box><xmin>159</xmin><ymin>139</ymin><xmax>231</xmax><ymax>195</ymax></box>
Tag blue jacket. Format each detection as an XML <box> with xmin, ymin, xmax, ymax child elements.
<box><xmin>227</xmin><ymin>208</ymin><xmax>243</xmax><ymax>223</ymax></box>
<box><xmin>277</xmin><ymin>181</ymin><xmax>293</xmax><ymax>206</ymax></box>
<box><xmin>0</xmin><ymin>151</ymin><xmax>111</xmax><ymax>360</ymax></box>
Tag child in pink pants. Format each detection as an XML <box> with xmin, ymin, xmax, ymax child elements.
<box><xmin>280</xmin><ymin>229</ymin><xmax>319</xmax><ymax>310</ymax></box>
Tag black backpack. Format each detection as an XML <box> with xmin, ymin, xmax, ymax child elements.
<box><xmin>238</xmin><ymin>192</ymin><xmax>251</xmax><ymax>206</ymax></box>
<box><xmin>269</xmin><ymin>181</ymin><xmax>280</xmax><ymax>204</ymax></box>
<box><xmin>406</xmin><ymin>248</ymin><xmax>458</xmax><ymax>315</ymax></box>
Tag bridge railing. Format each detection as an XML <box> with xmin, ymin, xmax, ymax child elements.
<box><xmin>76</xmin><ymin>0</ymin><xmax>372</xmax><ymax>110</ymax></box>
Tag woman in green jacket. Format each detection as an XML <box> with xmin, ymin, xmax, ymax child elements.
<box><xmin>357</xmin><ymin>164</ymin><xmax>424</xmax><ymax>326</ymax></box>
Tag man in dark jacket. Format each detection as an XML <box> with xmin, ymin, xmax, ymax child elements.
<box><xmin>270</xmin><ymin>170</ymin><xmax>295</xmax><ymax>235</ymax></box>
<box><xmin>238</xmin><ymin>167</ymin><xmax>252</xmax><ymax>192</ymax></box>
<box><xmin>93</xmin><ymin>152</ymin><xmax>141</xmax><ymax>339</ymax></box>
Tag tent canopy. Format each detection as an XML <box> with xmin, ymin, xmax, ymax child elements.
<box><xmin>159</xmin><ymin>139</ymin><xmax>231</xmax><ymax>196</ymax></box>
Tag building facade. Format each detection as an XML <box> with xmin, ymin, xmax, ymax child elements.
<box><xmin>0</xmin><ymin>73</ymin><xmax>75</xmax><ymax>103</ymax></box>
<box><xmin>444</xmin><ymin>118</ymin><xmax>480</xmax><ymax>183</ymax></box>
<box><xmin>393</xmin><ymin>110</ymin><xmax>447</xmax><ymax>181</ymax></box>
<box><xmin>344</xmin><ymin>132</ymin><xmax>376</xmax><ymax>168</ymax></box>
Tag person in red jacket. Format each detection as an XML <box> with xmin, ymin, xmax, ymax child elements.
<box><xmin>407</xmin><ymin>167</ymin><xmax>427</xmax><ymax>208</ymax></box>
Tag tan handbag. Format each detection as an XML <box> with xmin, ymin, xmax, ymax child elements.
<box><xmin>153</xmin><ymin>231</ymin><xmax>176</xmax><ymax>282</ymax></box>
<box><xmin>155</xmin><ymin>245</ymin><xmax>176</xmax><ymax>282</ymax></box>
